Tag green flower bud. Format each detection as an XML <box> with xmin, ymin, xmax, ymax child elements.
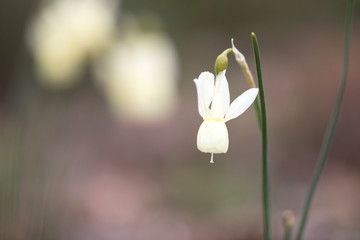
<box><xmin>282</xmin><ymin>210</ymin><xmax>295</xmax><ymax>230</ymax></box>
<box><xmin>214</xmin><ymin>52</ymin><xmax>229</xmax><ymax>75</ymax></box>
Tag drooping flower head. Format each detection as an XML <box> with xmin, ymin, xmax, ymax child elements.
<box><xmin>194</xmin><ymin>70</ymin><xmax>258</xmax><ymax>163</ymax></box>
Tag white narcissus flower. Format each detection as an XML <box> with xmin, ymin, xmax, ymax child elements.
<box><xmin>194</xmin><ymin>70</ymin><xmax>259</xmax><ymax>163</ymax></box>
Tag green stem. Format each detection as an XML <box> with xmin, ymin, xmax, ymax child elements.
<box><xmin>252</xmin><ymin>32</ymin><xmax>271</xmax><ymax>240</ymax></box>
<box><xmin>254</xmin><ymin>98</ymin><xmax>262</xmax><ymax>130</ymax></box>
<box><xmin>296</xmin><ymin>1</ymin><xmax>354</xmax><ymax>239</ymax></box>
<box><xmin>284</xmin><ymin>228</ymin><xmax>292</xmax><ymax>240</ymax></box>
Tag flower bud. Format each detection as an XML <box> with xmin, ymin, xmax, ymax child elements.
<box><xmin>282</xmin><ymin>210</ymin><xmax>295</xmax><ymax>230</ymax></box>
<box><xmin>214</xmin><ymin>52</ymin><xmax>228</xmax><ymax>76</ymax></box>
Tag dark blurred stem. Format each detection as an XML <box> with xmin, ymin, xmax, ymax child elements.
<box><xmin>251</xmin><ymin>32</ymin><xmax>271</xmax><ymax>240</ymax></box>
<box><xmin>284</xmin><ymin>227</ymin><xmax>291</xmax><ymax>240</ymax></box>
<box><xmin>296</xmin><ymin>0</ymin><xmax>354</xmax><ymax>239</ymax></box>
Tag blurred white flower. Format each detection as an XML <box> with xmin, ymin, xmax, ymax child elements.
<box><xmin>194</xmin><ymin>70</ymin><xmax>258</xmax><ymax>163</ymax></box>
<box><xmin>96</xmin><ymin>30</ymin><xmax>179</xmax><ymax>123</ymax></box>
<box><xmin>28</xmin><ymin>0</ymin><xmax>119</xmax><ymax>89</ymax></box>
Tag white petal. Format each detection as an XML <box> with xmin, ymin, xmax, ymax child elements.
<box><xmin>211</xmin><ymin>70</ymin><xmax>230</xmax><ymax>120</ymax></box>
<box><xmin>197</xmin><ymin>120</ymin><xmax>229</xmax><ymax>154</ymax></box>
<box><xmin>194</xmin><ymin>72</ymin><xmax>214</xmax><ymax>119</ymax></box>
<box><xmin>198</xmin><ymin>71</ymin><xmax>215</xmax><ymax>108</ymax></box>
<box><xmin>224</xmin><ymin>88</ymin><xmax>259</xmax><ymax>122</ymax></box>
<box><xmin>194</xmin><ymin>78</ymin><xmax>204</xmax><ymax>117</ymax></box>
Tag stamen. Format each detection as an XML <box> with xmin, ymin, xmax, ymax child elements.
<box><xmin>210</xmin><ymin>153</ymin><xmax>214</xmax><ymax>163</ymax></box>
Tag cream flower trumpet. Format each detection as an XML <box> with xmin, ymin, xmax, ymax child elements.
<box><xmin>194</xmin><ymin>70</ymin><xmax>258</xmax><ymax>163</ymax></box>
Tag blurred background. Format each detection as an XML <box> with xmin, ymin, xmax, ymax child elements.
<box><xmin>0</xmin><ymin>0</ymin><xmax>359</xmax><ymax>239</ymax></box>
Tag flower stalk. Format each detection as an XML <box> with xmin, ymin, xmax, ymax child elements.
<box><xmin>251</xmin><ymin>32</ymin><xmax>271</xmax><ymax>240</ymax></box>
<box><xmin>231</xmin><ymin>40</ymin><xmax>262</xmax><ymax>129</ymax></box>
<box><xmin>231</xmin><ymin>39</ymin><xmax>256</xmax><ymax>89</ymax></box>
<box><xmin>296</xmin><ymin>0</ymin><xmax>355</xmax><ymax>239</ymax></box>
